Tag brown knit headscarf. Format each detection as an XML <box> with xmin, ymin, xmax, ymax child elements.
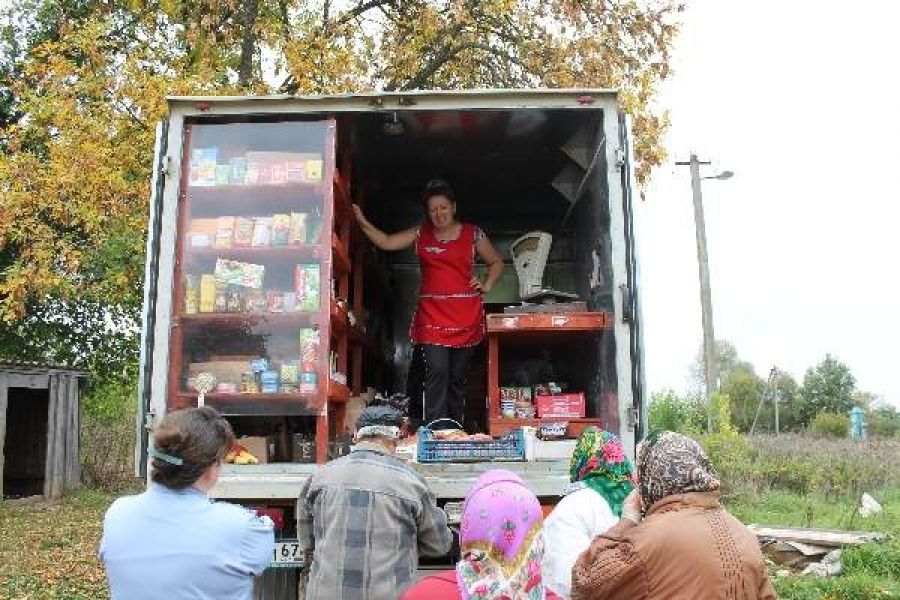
<box><xmin>636</xmin><ymin>431</ymin><xmax>720</xmax><ymax>512</ymax></box>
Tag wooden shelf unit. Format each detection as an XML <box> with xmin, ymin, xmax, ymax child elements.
<box><xmin>485</xmin><ymin>311</ymin><xmax>613</xmax><ymax>437</ymax></box>
<box><xmin>167</xmin><ymin>119</ymin><xmax>350</xmax><ymax>463</ymax></box>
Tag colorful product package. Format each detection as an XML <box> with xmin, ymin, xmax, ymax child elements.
<box><xmin>271</xmin><ymin>163</ymin><xmax>286</xmax><ymax>185</ymax></box>
<box><xmin>189</xmin><ymin>148</ymin><xmax>217</xmax><ymax>187</ymax></box>
<box><xmin>281</xmin><ymin>362</ymin><xmax>299</xmax><ymax>393</ymax></box>
<box><xmin>304</xmin><ymin>158</ymin><xmax>323</xmax><ymax>182</ymax></box>
<box><xmin>233</xmin><ymin>217</ymin><xmax>254</xmax><ymax>247</ymax></box>
<box><xmin>286</xmin><ymin>161</ymin><xmax>305</xmax><ymax>183</ymax></box>
<box><xmin>267</xmin><ymin>291</ymin><xmax>285</xmax><ymax>313</ymax></box>
<box><xmin>229</xmin><ymin>157</ymin><xmax>247</xmax><ymax>183</ymax></box>
<box><xmin>183</xmin><ymin>275</ymin><xmax>198</xmax><ymax>314</ymax></box>
<box><xmin>215</xmin><ymin>216</ymin><xmax>235</xmax><ymax>249</ymax></box>
<box><xmin>289</xmin><ymin>213</ymin><xmax>308</xmax><ymax>245</ymax></box>
<box><xmin>215</xmin><ymin>164</ymin><xmax>230</xmax><ymax>185</ymax></box>
<box><xmin>199</xmin><ymin>274</ymin><xmax>216</xmax><ymax>312</ymax></box>
<box><xmin>271</xmin><ymin>214</ymin><xmax>290</xmax><ymax>245</ymax></box>
<box><xmin>247</xmin><ymin>289</ymin><xmax>267</xmax><ymax>313</ymax></box>
<box><xmin>214</xmin><ymin>258</ymin><xmax>265</xmax><ymax>289</ymax></box>
<box><xmin>294</xmin><ymin>264</ymin><xmax>320</xmax><ymax>311</ymax></box>
<box><xmin>213</xmin><ymin>282</ymin><xmax>228</xmax><ymax>313</ymax></box>
<box><xmin>251</xmin><ymin>217</ymin><xmax>271</xmax><ymax>247</ymax></box>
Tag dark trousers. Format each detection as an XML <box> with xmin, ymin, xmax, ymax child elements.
<box><xmin>421</xmin><ymin>344</ymin><xmax>474</xmax><ymax>429</ymax></box>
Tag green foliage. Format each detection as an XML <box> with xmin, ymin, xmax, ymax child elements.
<box><xmin>719</xmin><ymin>365</ymin><xmax>763</xmax><ymax>432</ymax></box>
<box><xmin>810</xmin><ymin>412</ymin><xmax>850</xmax><ymax>438</ymax></box>
<box><xmin>869</xmin><ymin>405</ymin><xmax>900</xmax><ymax>439</ymax></box>
<box><xmin>799</xmin><ymin>354</ymin><xmax>857</xmax><ymax>426</ymax></box>
<box><xmin>648</xmin><ymin>388</ymin><xmax>706</xmax><ymax>434</ymax></box>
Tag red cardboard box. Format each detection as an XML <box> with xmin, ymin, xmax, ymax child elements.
<box><xmin>535</xmin><ymin>393</ymin><xmax>586</xmax><ymax>418</ymax></box>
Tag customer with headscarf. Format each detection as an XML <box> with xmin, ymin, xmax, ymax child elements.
<box><xmin>401</xmin><ymin>469</ymin><xmax>562</xmax><ymax>600</ymax></box>
<box><xmin>570</xmin><ymin>431</ymin><xmax>776</xmax><ymax>600</ymax></box>
<box><xmin>297</xmin><ymin>404</ymin><xmax>452</xmax><ymax>599</ymax></box>
<box><xmin>542</xmin><ymin>428</ymin><xmax>634</xmax><ymax>598</ymax></box>
<box><xmin>100</xmin><ymin>407</ymin><xmax>273</xmax><ymax>600</ymax></box>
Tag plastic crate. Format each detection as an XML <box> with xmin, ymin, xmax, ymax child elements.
<box><xmin>417</xmin><ymin>427</ymin><xmax>527</xmax><ymax>463</ymax></box>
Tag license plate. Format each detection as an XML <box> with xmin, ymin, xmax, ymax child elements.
<box><xmin>270</xmin><ymin>539</ymin><xmax>305</xmax><ymax>568</ymax></box>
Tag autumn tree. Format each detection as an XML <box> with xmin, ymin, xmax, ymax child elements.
<box><xmin>1</xmin><ymin>0</ymin><xmax>681</xmax><ymax>369</ymax></box>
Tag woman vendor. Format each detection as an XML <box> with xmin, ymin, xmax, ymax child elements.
<box><xmin>353</xmin><ymin>178</ymin><xmax>503</xmax><ymax>429</ymax></box>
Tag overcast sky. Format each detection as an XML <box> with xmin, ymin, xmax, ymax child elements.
<box><xmin>638</xmin><ymin>0</ymin><xmax>900</xmax><ymax>406</ymax></box>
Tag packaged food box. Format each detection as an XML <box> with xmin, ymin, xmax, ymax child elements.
<box><xmin>267</xmin><ymin>291</ymin><xmax>285</xmax><ymax>313</ymax></box>
<box><xmin>261</xmin><ymin>369</ymin><xmax>280</xmax><ymax>394</ymax></box>
<box><xmin>188</xmin><ymin>218</ymin><xmax>217</xmax><ymax>247</ymax></box>
<box><xmin>271</xmin><ymin>163</ymin><xmax>286</xmax><ymax>185</ymax></box>
<box><xmin>535</xmin><ymin>393</ymin><xmax>586</xmax><ymax>418</ymax></box>
<box><xmin>199</xmin><ymin>274</ymin><xmax>216</xmax><ymax>312</ymax></box>
<box><xmin>247</xmin><ymin>289</ymin><xmax>267</xmax><ymax>313</ymax></box>
<box><xmin>286</xmin><ymin>161</ymin><xmax>305</xmax><ymax>182</ymax></box>
<box><xmin>215</xmin><ymin>164</ymin><xmax>230</xmax><ymax>185</ymax></box>
<box><xmin>292</xmin><ymin>434</ymin><xmax>316</xmax><ymax>463</ymax></box>
<box><xmin>229</xmin><ymin>157</ymin><xmax>247</xmax><ymax>183</ymax></box>
<box><xmin>283</xmin><ymin>291</ymin><xmax>297</xmax><ymax>312</ymax></box>
<box><xmin>289</xmin><ymin>213</ymin><xmax>307</xmax><ymax>244</ymax></box>
<box><xmin>251</xmin><ymin>217</ymin><xmax>271</xmax><ymax>247</ymax></box>
<box><xmin>214</xmin><ymin>258</ymin><xmax>264</xmax><ymax>289</ymax></box>
<box><xmin>294</xmin><ymin>264</ymin><xmax>320</xmax><ymax>311</ymax></box>
<box><xmin>304</xmin><ymin>158</ymin><xmax>323</xmax><ymax>182</ymax></box>
<box><xmin>189</xmin><ymin>148</ymin><xmax>217</xmax><ymax>187</ymax></box>
<box><xmin>215</xmin><ymin>216</ymin><xmax>235</xmax><ymax>249</ymax></box>
<box><xmin>281</xmin><ymin>363</ymin><xmax>299</xmax><ymax>386</ymax></box>
<box><xmin>233</xmin><ymin>217</ymin><xmax>254</xmax><ymax>247</ymax></box>
<box><xmin>184</xmin><ymin>275</ymin><xmax>198</xmax><ymax>314</ymax></box>
<box><xmin>271</xmin><ymin>214</ymin><xmax>290</xmax><ymax>245</ymax></box>
<box><xmin>213</xmin><ymin>282</ymin><xmax>228</xmax><ymax>313</ymax></box>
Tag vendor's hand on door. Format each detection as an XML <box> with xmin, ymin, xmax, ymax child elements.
<box><xmin>351</xmin><ymin>204</ymin><xmax>366</xmax><ymax>224</ymax></box>
<box><xmin>470</xmin><ymin>277</ymin><xmax>486</xmax><ymax>294</ymax></box>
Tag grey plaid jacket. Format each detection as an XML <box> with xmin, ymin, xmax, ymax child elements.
<box><xmin>297</xmin><ymin>442</ymin><xmax>453</xmax><ymax>599</ymax></box>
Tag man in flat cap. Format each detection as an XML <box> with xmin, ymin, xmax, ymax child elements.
<box><xmin>297</xmin><ymin>405</ymin><xmax>452</xmax><ymax>600</ymax></box>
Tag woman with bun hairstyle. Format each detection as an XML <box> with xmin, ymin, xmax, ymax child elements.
<box><xmin>354</xmin><ymin>179</ymin><xmax>503</xmax><ymax>429</ymax></box>
<box><xmin>100</xmin><ymin>407</ymin><xmax>274</xmax><ymax>600</ymax></box>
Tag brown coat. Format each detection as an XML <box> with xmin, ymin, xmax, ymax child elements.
<box><xmin>571</xmin><ymin>491</ymin><xmax>776</xmax><ymax>600</ymax></box>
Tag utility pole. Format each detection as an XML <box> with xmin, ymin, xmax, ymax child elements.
<box><xmin>676</xmin><ymin>154</ymin><xmax>732</xmax><ymax>432</ymax></box>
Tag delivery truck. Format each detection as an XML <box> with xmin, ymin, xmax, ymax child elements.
<box><xmin>136</xmin><ymin>88</ymin><xmax>647</xmax><ymax>597</ymax></box>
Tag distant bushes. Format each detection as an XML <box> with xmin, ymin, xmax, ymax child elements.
<box><xmin>810</xmin><ymin>412</ymin><xmax>850</xmax><ymax>438</ymax></box>
<box><xmin>706</xmin><ymin>434</ymin><xmax>900</xmax><ymax>500</ymax></box>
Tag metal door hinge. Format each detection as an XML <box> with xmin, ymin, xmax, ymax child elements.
<box><xmin>626</xmin><ymin>407</ymin><xmax>639</xmax><ymax>427</ymax></box>
<box><xmin>144</xmin><ymin>410</ymin><xmax>156</xmax><ymax>431</ymax></box>
<box><xmin>615</xmin><ymin>147</ymin><xmax>626</xmax><ymax>168</ymax></box>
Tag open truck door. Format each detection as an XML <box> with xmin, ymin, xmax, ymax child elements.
<box><xmin>135</xmin><ymin>120</ymin><xmax>169</xmax><ymax>477</ymax></box>
<box><xmin>618</xmin><ymin>112</ymin><xmax>647</xmax><ymax>442</ymax></box>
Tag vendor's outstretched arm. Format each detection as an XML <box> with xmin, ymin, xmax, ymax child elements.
<box><xmin>353</xmin><ymin>204</ymin><xmax>417</xmax><ymax>251</ymax></box>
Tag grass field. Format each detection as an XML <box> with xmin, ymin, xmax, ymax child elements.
<box><xmin>1</xmin><ymin>435</ymin><xmax>898</xmax><ymax>599</ymax></box>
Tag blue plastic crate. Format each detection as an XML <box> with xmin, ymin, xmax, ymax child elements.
<box><xmin>417</xmin><ymin>427</ymin><xmax>527</xmax><ymax>463</ymax></box>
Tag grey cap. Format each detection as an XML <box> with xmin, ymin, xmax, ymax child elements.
<box><xmin>356</xmin><ymin>405</ymin><xmax>404</xmax><ymax>430</ymax></box>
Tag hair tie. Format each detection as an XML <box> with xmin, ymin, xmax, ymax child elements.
<box><xmin>149</xmin><ymin>446</ymin><xmax>184</xmax><ymax>466</ymax></box>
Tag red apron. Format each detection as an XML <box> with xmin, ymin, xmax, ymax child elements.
<box><xmin>410</xmin><ymin>222</ymin><xmax>485</xmax><ymax>347</ymax></box>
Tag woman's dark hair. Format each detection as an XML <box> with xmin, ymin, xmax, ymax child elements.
<box><xmin>423</xmin><ymin>178</ymin><xmax>456</xmax><ymax>206</ymax></box>
<box><xmin>150</xmin><ymin>407</ymin><xmax>235</xmax><ymax>489</ymax></box>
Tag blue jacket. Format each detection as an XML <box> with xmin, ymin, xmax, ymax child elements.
<box><xmin>100</xmin><ymin>483</ymin><xmax>274</xmax><ymax>599</ymax></box>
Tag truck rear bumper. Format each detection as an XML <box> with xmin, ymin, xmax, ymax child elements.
<box><xmin>211</xmin><ymin>461</ymin><xmax>570</xmax><ymax>500</ymax></box>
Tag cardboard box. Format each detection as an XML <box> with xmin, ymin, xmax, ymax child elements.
<box><xmin>237</xmin><ymin>435</ymin><xmax>270</xmax><ymax>464</ymax></box>
<box><xmin>535</xmin><ymin>393</ymin><xmax>586</xmax><ymax>418</ymax></box>
<box><xmin>292</xmin><ymin>434</ymin><xmax>316</xmax><ymax>463</ymax></box>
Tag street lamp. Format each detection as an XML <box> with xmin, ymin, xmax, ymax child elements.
<box><xmin>674</xmin><ymin>154</ymin><xmax>734</xmax><ymax>432</ymax></box>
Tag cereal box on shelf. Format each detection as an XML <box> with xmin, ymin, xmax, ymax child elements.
<box><xmin>251</xmin><ymin>217</ymin><xmax>271</xmax><ymax>247</ymax></box>
<box><xmin>214</xmin><ymin>216</ymin><xmax>235</xmax><ymax>249</ymax></box>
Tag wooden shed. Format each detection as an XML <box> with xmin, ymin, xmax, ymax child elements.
<box><xmin>0</xmin><ymin>361</ymin><xmax>85</xmax><ymax>499</ymax></box>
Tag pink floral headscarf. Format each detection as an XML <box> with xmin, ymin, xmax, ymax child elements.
<box><xmin>456</xmin><ymin>470</ymin><xmax>546</xmax><ymax>600</ymax></box>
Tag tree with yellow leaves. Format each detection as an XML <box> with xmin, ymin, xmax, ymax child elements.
<box><xmin>0</xmin><ymin>0</ymin><xmax>680</xmax><ymax>368</ymax></box>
